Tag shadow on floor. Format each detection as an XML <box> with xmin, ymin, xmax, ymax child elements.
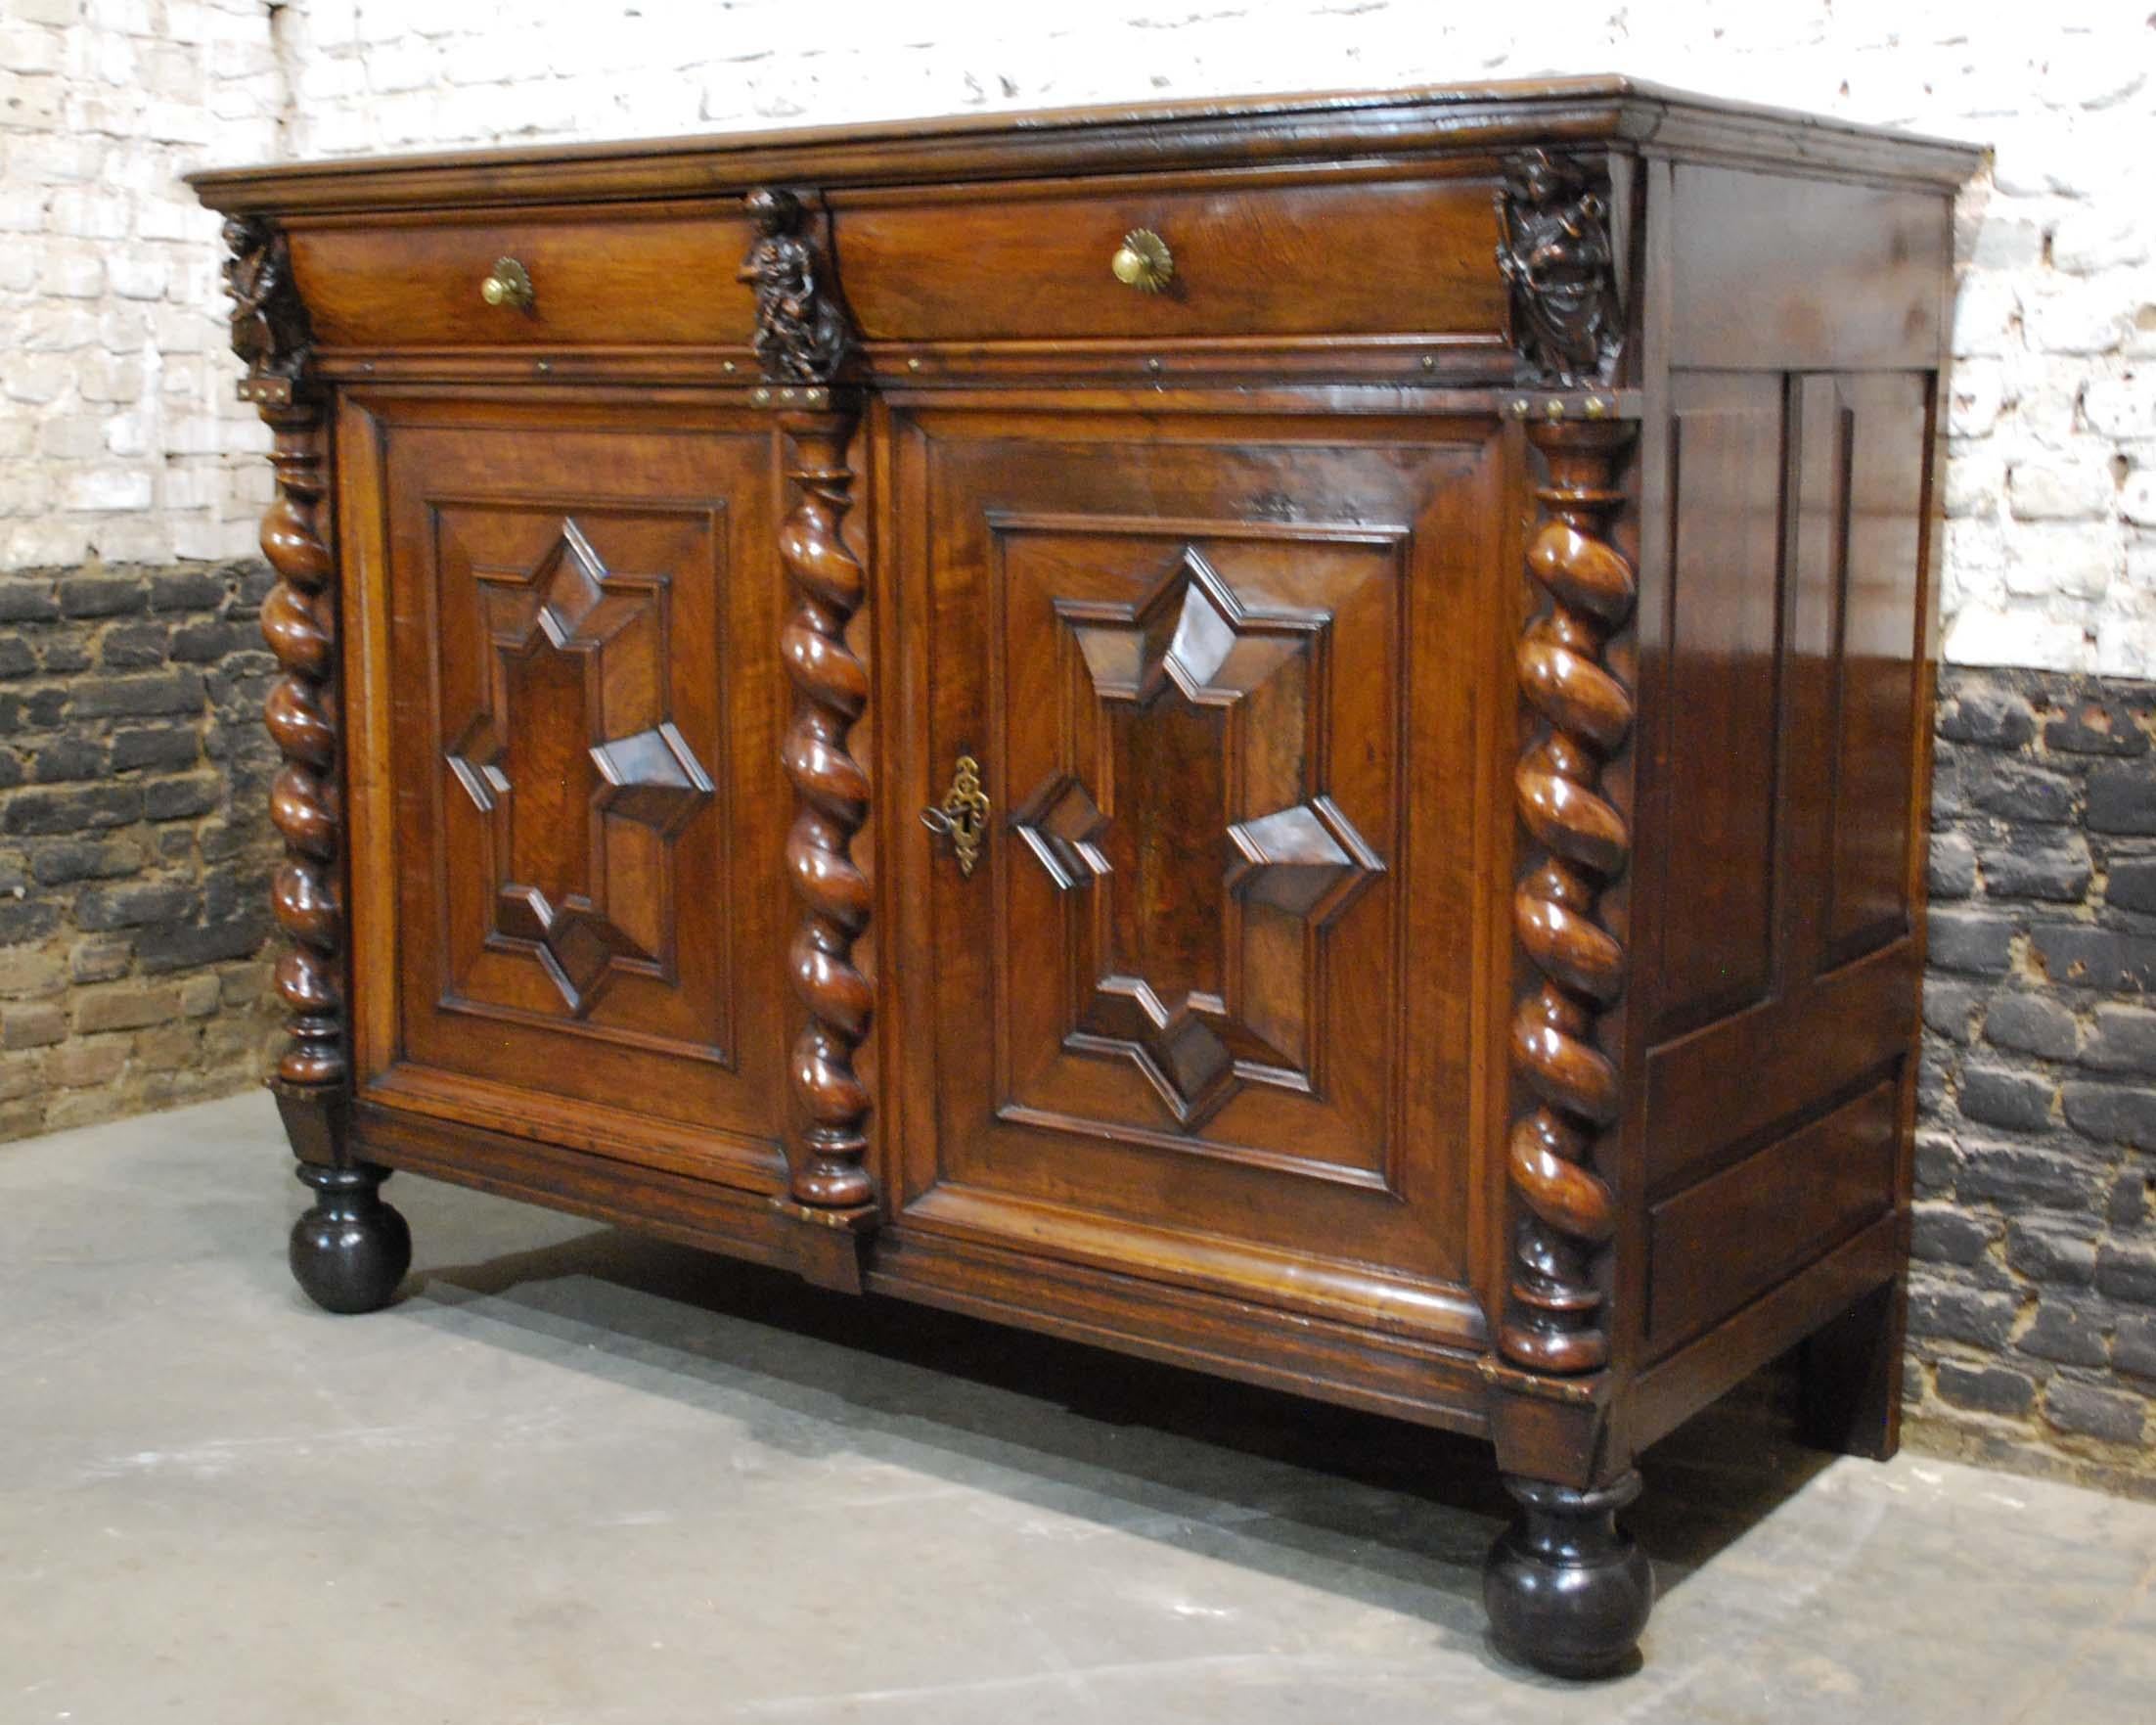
<box><xmin>385</xmin><ymin>1206</ymin><xmax>1838</xmax><ymax>1671</ymax></box>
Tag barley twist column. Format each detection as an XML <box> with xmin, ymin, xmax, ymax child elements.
<box><xmin>776</xmin><ymin>396</ymin><xmax>875</xmax><ymax>1211</ymax></box>
<box><xmin>222</xmin><ymin>211</ymin><xmax>408</xmax><ymax>1312</ymax></box>
<box><xmin>1499</xmin><ymin>415</ymin><xmax>1637</xmax><ymax>1376</ymax></box>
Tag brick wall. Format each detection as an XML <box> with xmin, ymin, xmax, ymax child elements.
<box><xmin>1</xmin><ymin>0</ymin><xmax>281</xmax><ymax>571</ymax></box>
<box><xmin>1906</xmin><ymin>665</ymin><xmax>2156</xmax><ymax>1497</ymax></box>
<box><xmin>4</xmin><ymin>5</ymin><xmax>2154</xmax><ymax>679</ymax></box>
<box><xmin>0</xmin><ymin>559</ymin><xmax>281</xmax><ymax>1138</ymax></box>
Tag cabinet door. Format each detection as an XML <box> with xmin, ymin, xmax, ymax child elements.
<box><xmin>888</xmin><ymin>405</ymin><xmax>1505</xmax><ymax>1328</ymax></box>
<box><xmin>343</xmin><ymin>395</ymin><xmax>789</xmax><ymax>1188</ymax></box>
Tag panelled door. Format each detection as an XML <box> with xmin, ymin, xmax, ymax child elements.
<box><xmin>888</xmin><ymin>404</ymin><xmax>1506</xmax><ymax>1335</ymax></box>
<box><xmin>344</xmin><ymin>394</ymin><xmax>790</xmax><ymax>1189</ymax></box>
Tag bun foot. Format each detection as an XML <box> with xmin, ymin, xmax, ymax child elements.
<box><xmin>290</xmin><ymin>1163</ymin><xmax>411</xmax><ymax>1315</ymax></box>
<box><xmin>1484</xmin><ymin>1470</ymin><xmax>1654</xmax><ymax>1678</ymax></box>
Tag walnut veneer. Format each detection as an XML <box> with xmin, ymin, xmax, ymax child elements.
<box><xmin>190</xmin><ymin>77</ymin><xmax>1980</xmax><ymax>1676</ymax></box>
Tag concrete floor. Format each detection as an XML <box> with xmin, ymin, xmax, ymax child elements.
<box><xmin>1</xmin><ymin>1095</ymin><xmax>2150</xmax><ymax>1725</ymax></box>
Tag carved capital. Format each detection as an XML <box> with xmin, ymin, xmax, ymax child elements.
<box><xmin>738</xmin><ymin>187</ymin><xmax>855</xmax><ymax>386</ymax></box>
<box><xmin>220</xmin><ymin>213</ymin><xmax>317</xmax><ymax>406</ymax></box>
<box><xmin>1495</xmin><ymin>151</ymin><xmax>1622</xmax><ymax>389</ymax></box>
<box><xmin>1499</xmin><ymin>417</ymin><xmax>1637</xmax><ymax>1376</ymax></box>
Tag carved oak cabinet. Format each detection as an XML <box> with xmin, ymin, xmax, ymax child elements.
<box><xmin>190</xmin><ymin>79</ymin><xmax>1979</xmax><ymax>1675</ymax></box>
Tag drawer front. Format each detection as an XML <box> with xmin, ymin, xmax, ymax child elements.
<box><xmin>291</xmin><ymin>211</ymin><xmax>755</xmax><ymax>348</ymax></box>
<box><xmin>342</xmin><ymin>394</ymin><xmax>791</xmax><ymax>1187</ymax></box>
<box><xmin>886</xmin><ymin>403</ymin><xmax>1508</xmax><ymax>1332</ymax></box>
<box><xmin>836</xmin><ymin>176</ymin><xmax>1506</xmax><ymax>345</ymax></box>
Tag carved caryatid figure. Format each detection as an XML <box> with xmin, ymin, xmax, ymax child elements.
<box><xmin>737</xmin><ymin>188</ymin><xmax>852</xmax><ymax>385</ymax></box>
<box><xmin>221</xmin><ymin>213</ymin><xmax>312</xmax><ymax>386</ymax></box>
<box><xmin>1495</xmin><ymin>151</ymin><xmax>1622</xmax><ymax>387</ymax></box>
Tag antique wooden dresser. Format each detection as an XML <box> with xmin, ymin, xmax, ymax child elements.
<box><xmin>189</xmin><ymin>79</ymin><xmax>1979</xmax><ymax>1675</ymax></box>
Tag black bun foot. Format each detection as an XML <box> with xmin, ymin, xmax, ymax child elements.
<box><xmin>289</xmin><ymin>1163</ymin><xmax>412</xmax><ymax>1315</ymax></box>
<box><xmin>1484</xmin><ymin>1470</ymin><xmax>1654</xmax><ymax>1678</ymax></box>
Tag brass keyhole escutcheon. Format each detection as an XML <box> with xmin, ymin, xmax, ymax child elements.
<box><xmin>921</xmin><ymin>751</ymin><xmax>990</xmax><ymax>879</ymax></box>
<box><xmin>480</xmin><ymin>256</ymin><xmax>534</xmax><ymax>312</ymax></box>
<box><xmin>1110</xmin><ymin>228</ymin><xmax>1173</xmax><ymax>293</ymax></box>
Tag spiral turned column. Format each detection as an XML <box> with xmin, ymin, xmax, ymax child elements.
<box><xmin>776</xmin><ymin>399</ymin><xmax>875</xmax><ymax>1212</ymax></box>
<box><xmin>1499</xmin><ymin>416</ymin><xmax>1638</xmax><ymax>1376</ymax></box>
<box><xmin>258</xmin><ymin>400</ymin><xmax>345</xmax><ymax>1087</ymax></box>
<box><xmin>223</xmin><ymin>213</ymin><xmax>406</xmax><ymax>1312</ymax></box>
<box><xmin>220</xmin><ymin>213</ymin><xmax>348</xmax><ymax>1094</ymax></box>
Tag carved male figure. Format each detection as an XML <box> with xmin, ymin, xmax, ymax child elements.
<box><xmin>737</xmin><ymin>187</ymin><xmax>851</xmax><ymax>384</ymax></box>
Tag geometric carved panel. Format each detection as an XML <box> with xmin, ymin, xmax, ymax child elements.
<box><xmin>916</xmin><ymin>422</ymin><xmax>1497</xmax><ymax>1295</ymax></box>
<box><xmin>444</xmin><ymin>517</ymin><xmax>713</xmax><ymax>1018</ymax></box>
<box><xmin>1013</xmin><ymin>546</ymin><xmax>1382</xmax><ymax>1127</ymax></box>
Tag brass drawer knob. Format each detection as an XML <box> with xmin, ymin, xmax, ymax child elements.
<box><xmin>1110</xmin><ymin>228</ymin><xmax>1173</xmax><ymax>293</ymax></box>
<box><xmin>479</xmin><ymin>256</ymin><xmax>534</xmax><ymax>311</ymax></box>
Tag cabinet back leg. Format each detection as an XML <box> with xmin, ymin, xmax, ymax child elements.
<box><xmin>1798</xmin><ymin>1275</ymin><xmax>1907</xmax><ymax>1460</ymax></box>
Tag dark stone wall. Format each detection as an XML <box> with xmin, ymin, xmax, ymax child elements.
<box><xmin>1906</xmin><ymin>665</ymin><xmax>2156</xmax><ymax>1496</ymax></box>
<box><xmin>0</xmin><ymin>561</ymin><xmax>282</xmax><ymax>1138</ymax></box>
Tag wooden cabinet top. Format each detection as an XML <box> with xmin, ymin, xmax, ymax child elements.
<box><xmin>188</xmin><ymin>75</ymin><xmax>1981</xmax><ymax>214</ymax></box>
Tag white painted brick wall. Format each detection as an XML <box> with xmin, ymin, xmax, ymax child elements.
<box><xmin>1</xmin><ymin>0</ymin><xmax>282</xmax><ymax>568</ymax></box>
<box><xmin>5</xmin><ymin>0</ymin><xmax>2154</xmax><ymax>676</ymax></box>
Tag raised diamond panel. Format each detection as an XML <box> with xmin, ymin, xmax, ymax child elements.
<box><xmin>443</xmin><ymin>515</ymin><xmax>713</xmax><ymax>1019</ymax></box>
<box><xmin>1008</xmin><ymin>537</ymin><xmax>1384</xmax><ymax>1126</ymax></box>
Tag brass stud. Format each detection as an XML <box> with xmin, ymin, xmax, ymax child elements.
<box><xmin>534</xmin><ymin>359</ymin><xmax>552</xmax><ymax>375</ymax></box>
<box><xmin>723</xmin><ymin>359</ymin><xmax>737</xmax><ymax>374</ymax></box>
<box><xmin>1420</xmin><ymin>355</ymin><xmax>1436</xmax><ymax>371</ymax></box>
<box><xmin>1511</xmin><ymin>398</ymin><xmax>1530</xmax><ymax>419</ymax></box>
<box><xmin>1544</xmin><ymin>398</ymin><xmax>1565</xmax><ymax>420</ymax></box>
<box><xmin>907</xmin><ymin>356</ymin><xmax>922</xmax><ymax>372</ymax></box>
<box><xmin>1145</xmin><ymin>356</ymin><xmax>1164</xmax><ymax>375</ymax></box>
<box><xmin>752</xmin><ymin>386</ymin><xmax>771</xmax><ymax>405</ymax></box>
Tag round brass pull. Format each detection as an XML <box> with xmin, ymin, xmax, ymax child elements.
<box><xmin>1110</xmin><ymin>229</ymin><xmax>1173</xmax><ymax>294</ymax></box>
<box><xmin>479</xmin><ymin>256</ymin><xmax>534</xmax><ymax>312</ymax></box>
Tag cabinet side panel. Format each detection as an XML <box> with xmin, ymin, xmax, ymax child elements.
<box><xmin>1641</xmin><ymin>362</ymin><xmax>1934</xmax><ymax>1202</ymax></box>
<box><xmin>1646</xmin><ymin>1077</ymin><xmax>1897</xmax><ymax>1351</ymax></box>
<box><xmin>1819</xmin><ymin>375</ymin><xmax>1931</xmax><ymax>969</ymax></box>
<box><xmin>1630</xmin><ymin>152</ymin><xmax>1945</xmax><ymax>1398</ymax></box>
<box><xmin>1667</xmin><ymin>166</ymin><xmax>1947</xmax><ymax>372</ymax></box>
<box><xmin>1651</xmin><ymin>374</ymin><xmax>1786</xmax><ymax>1039</ymax></box>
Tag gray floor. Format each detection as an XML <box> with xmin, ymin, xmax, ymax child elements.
<box><xmin>2</xmin><ymin>1095</ymin><xmax>2150</xmax><ymax>1724</ymax></box>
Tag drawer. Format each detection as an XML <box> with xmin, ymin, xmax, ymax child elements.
<box><xmin>288</xmin><ymin>209</ymin><xmax>756</xmax><ymax>348</ymax></box>
<box><xmin>834</xmin><ymin>175</ymin><xmax>1507</xmax><ymax>345</ymax></box>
